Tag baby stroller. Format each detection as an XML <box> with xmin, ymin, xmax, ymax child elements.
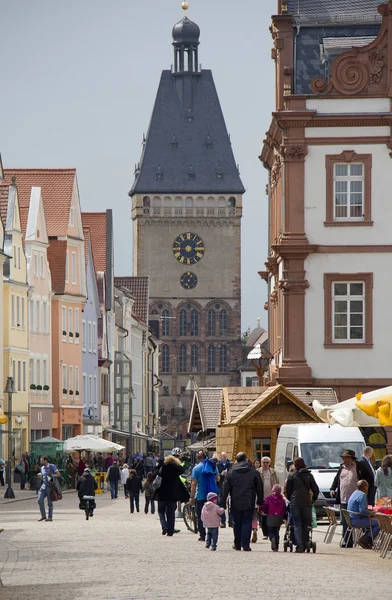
<box><xmin>283</xmin><ymin>506</ymin><xmax>317</xmax><ymax>553</ymax></box>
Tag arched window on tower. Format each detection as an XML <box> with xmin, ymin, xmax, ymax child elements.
<box><xmin>179</xmin><ymin>309</ymin><xmax>187</xmax><ymax>336</ymax></box>
<box><xmin>219</xmin><ymin>310</ymin><xmax>227</xmax><ymax>336</ymax></box>
<box><xmin>179</xmin><ymin>344</ymin><xmax>187</xmax><ymax>373</ymax></box>
<box><xmin>151</xmin><ymin>309</ymin><xmax>159</xmax><ymax>337</ymax></box>
<box><xmin>191</xmin><ymin>345</ymin><xmax>199</xmax><ymax>371</ymax></box>
<box><xmin>143</xmin><ymin>196</ymin><xmax>150</xmax><ymax>207</ymax></box>
<box><xmin>208</xmin><ymin>310</ymin><xmax>216</xmax><ymax>336</ymax></box>
<box><xmin>220</xmin><ymin>345</ymin><xmax>228</xmax><ymax>372</ymax></box>
<box><xmin>162</xmin><ymin>309</ymin><xmax>170</xmax><ymax>336</ymax></box>
<box><xmin>191</xmin><ymin>310</ymin><xmax>199</xmax><ymax>336</ymax></box>
<box><xmin>162</xmin><ymin>344</ymin><xmax>170</xmax><ymax>373</ymax></box>
<box><xmin>208</xmin><ymin>345</ymin><xmax>216</xmax><ymax>372</ymax></box>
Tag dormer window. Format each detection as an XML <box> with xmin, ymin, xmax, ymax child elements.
<box><xmin>216</xmin><ymin>165</ymin><xmax>224</xmax><ymax>180</ymax></box>
<box><xmin>171</xmin><ymin>135</ymin><xmax>178</xmax><ymax>149</ymax></box>
<box><xmin>186</xmin><ymin>109</ymin><xmax>193</xmax><ymax>122</ymax></box>
<box><xmin>205</xmin><ymin>136</ymin><xmax>213</xmax><ymax>149</ymax></box>
<box><xmin>188</xmin><ymin>166</ymin><xmax>196</xmax><ymax>180</ymax></box>
<box><xmin>156</xmin><ymin>167</ymin><xmax>164</xmax><ymax>181</ymax></box>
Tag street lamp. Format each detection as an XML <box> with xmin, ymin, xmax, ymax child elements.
<box><xmin>4</xmin><ymin>377</ymin><xmax>16</xmax><ymax>499</ymax></box>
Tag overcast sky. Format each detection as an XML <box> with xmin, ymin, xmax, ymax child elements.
<box><xmin>1</xmin><ymin>0</ymin><xmax>276</xmax><ymax>331</ymax></box>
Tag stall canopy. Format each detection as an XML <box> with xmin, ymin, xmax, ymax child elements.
<box><xmin>64</xmin><ymin>434</ymin><xmax>124</xmax><ymax>453</ymax></box>
<box><xmin>312</xmin><ymin>387</ymin><xmax>392</xmax><ymax>427</ymax></box>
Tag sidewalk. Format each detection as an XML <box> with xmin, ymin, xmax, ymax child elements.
<box><xmin>0</xmin><ymin>488</ymin><xmax>75</xmax><ymax>505</ymax></box>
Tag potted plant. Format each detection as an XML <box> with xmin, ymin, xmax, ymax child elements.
<box><xmin>43</xmin><ymin>385</ymin><xmax>50</xmax><ymax>391</ymax></box>
<box><xmin>63</xmin><ymin>388</ymin><xmax>67</xmax><ymax>394</ymax></box>
<box><xmin>75</xmin><ymin>332</ymin><xmax>80</xmax><ymax>338</ymax></box>
<box><xmin>75</xmin><ymin>390</ymin><xmax>80</xmax><ymax>396</ymax></box>
<box><xmin>62</xmin><ymin>330</ymin><xmax>67</xmax><ymax>336</ymax></box>
<box><xmin>69</xmin><ymin>332</ymin><xmax>74</xmax><ymax>337</ymax></box>
<box><xmin>30</xmin><ymin>384</ymin><xmax>37</xmax><ymax>390</ymax></box>
<box><xmin>69</xmin><ymin>390</ymin><xmax>74</xmax><ymax>395</ymax></box>
<box><xmin>36</xmin><ymin>385</ymin><xmax>43</xmax><ymax>391</ymax></box>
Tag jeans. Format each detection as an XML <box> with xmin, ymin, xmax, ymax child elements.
<box><xmin>196</xmin><ymin>500</ymin><xmax>206</xmax><ymax>539</ymax></box>
<box><xmin>292</xmin><ymin>505</ymin><xmax>312</xmax><ymax>550</ymax></box>
<box><xmin>110</xmin><ymin>480</ymin><xmax>118</xmax><ymax>499</ymax></box>
<box><xmin>144</xmin><ymin>466</ymin><xmax>153</xmax><ymax>478</ymax></box>
<box><xmin>158</xmin><ymin>500</ymin><xmax>176</xmax><ymax>535</ymax></box>
<box><xmin>20</xmin><ymin>472</ymin><xmax>27</xmax><ymax>490</ymax></box>
<box><xmin>268</xmin><ymin>525</ymin><xmax>281</xmax><ymax>549</ymax></box>
<box><xmin>261</xmin><ymin>514</ymin><xmax>269</xmax><ymax>537</ymax></box>
<box><xmin>123</xmin><ymin>484</ymin><xmax>128</xmax><ymax>498</ymax></box>
<box><xmin>0</xmin><ymin>471</ymin><xmax>4</xmax><ymax>486</ymax></box>
<box><xmin>38</xmin><ymin>486</ymin><xmax>53</xmax><ymax>520</ymax></box>
<box><xmin>218</xmin><ymin>491</ymin><xmax>226</xmax><ymax>525</ymax></box>
<box><xmin>206</xmin><ymin>527</ymin><xmax>219</xmax><ymax>549</ymax></box>
<box><xmin>231</xmin><ymin>507</ymin><xmax>254</xmax><ymax>549</ymax></box>
<box><xmin>129</xmin><ymin>492</ymin><xmax>140</xmax><ymax>513</ymax></box>
<box><xmin>351</xmin><ymin>517</ymin><xmax>380</xmax><ymax>540</ymax></box>
<box><xmin>145</xmin><ymin>496</ymin><xmax>155</xmax><ymax>514</ymax></box>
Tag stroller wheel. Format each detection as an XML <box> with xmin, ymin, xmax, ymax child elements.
<box><xmin>312</xmin><ymin>542</ymin><xmax>317</xmax><ymax>553</ymax></box>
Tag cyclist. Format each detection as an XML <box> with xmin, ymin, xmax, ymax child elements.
<box><xmin>77</xmin><ymin>468</ymin><xmax>97</xmax><ymax>517</ymax></box>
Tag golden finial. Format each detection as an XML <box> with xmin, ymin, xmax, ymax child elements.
<box><xmin>182</xmin><ymin>2</ymin><xmax>189</xmax><ymax>13</ymax></box>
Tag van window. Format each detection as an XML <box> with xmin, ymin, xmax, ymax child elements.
<box><xmin>285</xmin><ymin>443</ymin><xmax>293</xmax><ymax>465</ymax></box>
<box><xmin>301</xmin><ymin>442</ymin><xmax>365</xmax><ymax>469</ymax></box>
<box><xmin>293</xmin><ymin>446</ymin><xmax>298</xmax><ymax>459</ymax></box>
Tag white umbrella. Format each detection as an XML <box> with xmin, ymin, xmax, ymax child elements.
<box><xmin>312</xmin><ymin>387</ymin><xmax>392</xmax><ymax>427</ymax></box>
<box><xmin>64</xmin><ymin>434</ymin><xmax>125</xmax><ymax>453</ymax></box>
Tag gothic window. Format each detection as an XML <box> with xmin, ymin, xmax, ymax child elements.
<box><xmin>143</xmin><ymin>196</ymin><xmax>150</xmax><ymax>207</ymax></box>
<box><xmin>162</xmin><ymin>345</ymin><xmax>170</xmax><ymax>373</ymax></box>
<box><xmin>208</xmin><ymin>310</ymin><xmax>216</xmax><ymax>336</ymax></box>
<box><xmin>191</xmin><ymin>345</ymin><xmax>199</xmax><ymax>371</ymax></box>
<box><xmin>229</xmin><ymin>197</ymin><xmax>236</xmax><ymax>207</ymax></box>
<box><xmin>179</xmin><ymin>344</ymin><xmax>187</xmax><ymax>373</ymax></box>
<box><xmin>162</xmin><ymin>309</ymin><xmax>170</xmax><ymax>336</ymax></box>
<box><xmin>191</xmin><ymin>310</ymin><xmax>199</xmax><ymax>336</ymax></box>
<box><xmin>220</xmin><ymin>345</ymin><xmax>228</xmax><ymax>372</ymax></box>
<box><xmin>179</xmin><ymin>309</ymin><xmax>187</xmax><ymax>336</ymax></box>
<box><xmin>219</xmin><ymin>310</ymin><xmax>227</xmax><ymax>336</ymax></box>
<box><xmin>208</xmin><ymin>345</ymin><xmax>216</xmax><ymax>372</ymax></box>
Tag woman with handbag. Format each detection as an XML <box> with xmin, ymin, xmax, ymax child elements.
<box><xmin>285</xmin><ymin>457</ymin><xmax>319</xmax><ymax>553</ymax></box>
<box><xmin>37</xmin><ymin>456</ymin><xmax>60</xmax><ymax>522</ymax></box>
<box><xmin>154</xmin><ymin>453</ymin><xmax>190</xmax><ymax>536</ymax></box>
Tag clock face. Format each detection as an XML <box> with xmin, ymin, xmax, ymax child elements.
<box><xmin>180</xmin><ymin>272</ymin><xmax>198</xmax><ymax>290</ymax></box>
<box><xmin>172</xmin><ymin>232</ymin><xmax>205</xmax><ymax>265</ymax></box>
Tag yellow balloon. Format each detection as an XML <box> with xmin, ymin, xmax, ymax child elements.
<box><xmin>0</xmin><ymin>410</ymin><xmax>7</xmax><ymax>425</ymax></box>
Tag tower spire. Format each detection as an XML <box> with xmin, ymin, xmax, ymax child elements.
<box><xmin>172</xmin><ymin>2</ymin><xmax>200</xmax><ymax>74</ymax></box>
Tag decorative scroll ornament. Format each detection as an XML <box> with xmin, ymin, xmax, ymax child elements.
<box><xmin>369</xmin><ymin>49</ymin><xmax>385</xmax><ymax>84</ymax></box>
<box><xmin>279</xmin><ymin>280</ymin><xmax>310</xmax><ymax>294</ymax></box>
<box><xmin>270</xmin><ymin>154</ymin><xmax>282</xmax><ymax>189</ymax></box>
<box><xmin>270</xmin><ymin>289</ymin><xmax>278</xmax><ymax>306</ymax></box>
<box><xmin>284</xmin><ymin>145</ymin><xmax>308</xmax><ymax>160</ymax></box>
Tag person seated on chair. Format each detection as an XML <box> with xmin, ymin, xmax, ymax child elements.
<box><xmin>347</xmin><ymin>480</ymin><xmax>379</xmax><ymax>549</ymax></box>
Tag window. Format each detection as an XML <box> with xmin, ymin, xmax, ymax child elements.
<box><xmin>162</xmin><ymin>344</ymin><xmax>170</xmax><ymax>373</ymax></box>
<box><xmin>75</xmin><ymin>308</ymin><xmax>80</xmax><ymax>342</ymax></box>
<box><xmin>22</xmin><ymin>361</ymin><xmax>26</xmax><ymax>391</ymax></box>
<box><xmin>43</xmin><ymin>359</ymin><xmax>48</xmax><ymax>387</ymax></box>
<box><xmin>190</xmin><ymin>310</ymin><xmax>198</xmax><ymax>336</ymax></box>
<box><xmin>219</xmin><ymin>309</ymin><xmax>227</xmax><ymax>336</ymax></box>
<box><xmin>34</xmin><ymin>252</ymin><xmax>38</xmax><ymax>275</ymax></box>
<box><xmin>191</xmin><ymin>345</ymin><xmax>198</xmax><ymax>371</ymax></box>
<box><xmin>40</xmin><ymin>253</ymin><xmax>44</xmax><ymax>276</ymax></box>
<box><xmin>179</xmin><ymin>309</ymin><xmax>187</xmax><ymax>336</ymax></box>
<box><xmin>12</xmin><ymin>359</ymin><xmax>16</xmax><ymax>382</ymax></box>
<box><xmin>42</xmin><ymin>301</ymin><xmax>48</xmax><ymax>334</ymax></box>
<box><xmin>29</xmin><ymin>359</ymin><xmax>34</xmax><ymax>385</ymax></box>
<box><xmin>162</xmin><ymin>309</ymin><xmax>170</xmax><ymax>336</ymax></box>
<box><xmin>21</xmin><ymin>297</ymin><xmax>25</xmax><ymax>329</ymax></box>
<box><xmin>14</xmin><ymin>246</ymin><xmax>17</xmax><ymax>268</ymax></box>
<box><xmin>71</xmin><ymin>252</ymin><xmax>76</xmax><ymax>285</ymax></box>
<box><xmin>69</xmin><ymin>366</ymin><xmax>74</xmax><ymax>393</ymax></box>
<box><xmin>18</xmin><ymin>246</ymin><xmax>21</xmax><ymax>269</ymax></box>
<box><xmin>208</xmin><ymin>345</ymin><xmax>216</xmax><ymax>372</ymax></box>
<box><xmin>208</xmin><ymin>310</ymin><xmax>216</xmax><ymax>336</ymax></box>
<box><xmin>89</xmin><ymin>376</ymin><xmax>93</xmax><ymax>406</ymax></box>
<box><xmin>93</xmin><ymin>375</ymin><xmax>97</xmax><ymax>407</ymax></box>
<box><xmin>163</xmin><ymin>386</ymin><xmax>170</xmax><ymax>396</ymax></box>
<box><xmin>62</xmin><ymin>365</ymin><xmax>67</xmax><ymax>393</ymax></box>
<box><xmin>16</xmin><ymin>296</ymin><xmax>20</xmax><ymax>327</ymax></box>
<box><xmin>82</xmin><ymin>320</ymin><xmax>86</xmax><ymax>351</ymax></box>
<box><xmin>88</xmin><ymin>322</ymin><xmax>92</xmax><ymax>352</ymax></box>
<box><xmin>92</xmin><ymin>322</ymin><xmax>97</xmax><ymax>353</ymax></box>
<box><xmin>229</xmin><ymin>196</ymin><xmax>236</xmax><ymax>208</ymax></box>
<box><xmin>69</xmin><ymin>205</ymin><xmax>74</xmax><ymax>226</ymax></box>
<box><xmin>83</xmin><ymin>373</ymin><xmax>87</xmax><ymax>407</ymax></box>
<box><xmin>179</xmin><ymin>344</ymin><xmax>187</xmax><ymax>372</ymax></box>
<box><xmin>75</xmin><ymin>366</ymin><xmax>79</xmax><ymax>394</ymax></box>
<box><xmin>68</xmin><ymin>308</ymin><xmax>73</xmax><ymax>336</ymax></box>
<box><xmin>11</xmin><ymin>295</ymin><xmax>15</xmax><ymax>328</ymax></box>
<box><xmin>325</xmin><ymin>152</ymin><xmax>372</xmax><ymax>226</ymax></box>
<box><xmin>62</xmin><ymin>306</ymin><xmax>67</xmax><ymax>340</ymax></box>
<box><xmin>30</xmin><ymin>299</ymin><xmax>34</xmax><ymax>332</ymax></box>
<box><xmin>220</xmin><ymin>345</ymin><xmax>228</xmax><ymax>372</ymax></box>
<box><xmin>324</xmin><ymin>273</ymin><xmax>373</xmax><ymax>348</ymax></box>
<box><xmin>36</xmin><ymin>359</ymin><xmax>41</xmax><ymax>386</ymax></box>
<box><xmin>65</xmin><ymin>250</ymin><xmax>69</xmax><ymax>283</ymax></box>
<box><xmin>17</xmin><ymin>361</ymin><xmax>22</xmax><ymax>391</ymax></box>
<box><xmin>35</xmin><ymin>300</ymin><xmax>40</xmax><ymax>333</ymax></box>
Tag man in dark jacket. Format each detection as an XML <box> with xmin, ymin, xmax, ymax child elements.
<box><xmin>77</xmin><ymin>468</ymin><xmax>98</xmax><ymax>516</ymax></box>
<box><xmin>286</xmin><ymin>457</ymin><xmax>319</xmax><ymax>553</ymax></box>
<box><xmin>106</xmin><ymin>461</ymin><xmax>121</xmax><ymax>499</ymax></box>
<box><xmin>330</xmin><ymin>449</ymin><xmax>374</xmax><ymax>547</ymax></box>
<box><xmin>360</xmin><ymin>447</ymin><xmax>376</xmax><ymax>505</ymax></box>
<box><xmin>154</xmin><ymin>455</ymin><xmax>190</xmax><ymax>536</ymax></box>
<box><xmin>217</xmin><ymin>452</ymin><xmax>232</xmax><ymax>528</ymax></box>
<box><xmin>125</xmin><ymin>469</ymin><xmax>143</xmax><ymax>513</ymax></box>
<box><xmin>221</xmin><ymin>452</ymin><xmax>263</xmax><ymax>551</ymax></box>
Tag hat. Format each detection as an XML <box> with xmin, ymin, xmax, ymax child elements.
<box><xmin>272</xmin><ymin>484</ymin><xmax>282</xmax><ymax>494</ymax></box>
<box><xmin>207</xmin><ymin>492</ymin><xmax>218</xmax><ymax>501</ymax></box>
<box><xmin>340</xmin><ymin>449</ymin><xmax>357</xmax><ymax>459</ymax></box>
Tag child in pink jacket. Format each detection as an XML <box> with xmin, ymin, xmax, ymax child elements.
<box><xmin>201</xmin><ymin>492</ymin><xmax>225</xmax><ymax>551</ymax></box>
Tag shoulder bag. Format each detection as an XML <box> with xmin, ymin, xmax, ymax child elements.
<box><xmin>49</xmin><ymin>465</ymin><xmax>63</xmax><ymax>502</ymax></box>
<box><xmin>152</xmin><ymin>467</ymin><xmax>162</xmax><ymax>491</ymax></box>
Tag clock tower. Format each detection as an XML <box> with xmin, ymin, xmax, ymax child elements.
<box><xmin>129</xmin><ymin>9</ymin><xmax>245</xmax><ymax>425</ymax></box>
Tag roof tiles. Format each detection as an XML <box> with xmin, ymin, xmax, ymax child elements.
<box><xmin>81</xmin><ymin>212</ymin><xmax>107</xmax><ymax>272</ymax></box>
<box><xmin>114</xmin><ymin>276</ymin><xmax>149</xmax><ymax>323</ymax></box>
<box><xmin>197</xmin><ymin>388</ymin><xmax>222</xmax><ymax>430</ymax></box>
<box><xmin>47</xmin><ymin>240</ymin><xmax>67</xmax><ymax>294</ymax></box>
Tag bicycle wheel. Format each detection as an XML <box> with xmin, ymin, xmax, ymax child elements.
<box><xmin>183</xmin><ymin>503</ymin><xmax>197</xmax><ymax>533</ymax></box>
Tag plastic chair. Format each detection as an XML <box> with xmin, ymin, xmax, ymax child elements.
<box><xmin>376</xmin><ymin>513</ymin><xmax>392</xmax><ymax>559</ymax></box>
<box><xmin>323</xmin><ymin>506</ymin><xmax>339</xmax><ymax>543</ymax></box>
<box><xmin>340</xmin><ymin>509</ymin><xmax>372</xmax><ymax>548</ymax></box>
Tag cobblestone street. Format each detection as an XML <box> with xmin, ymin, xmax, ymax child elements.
<box><xmin>0</xmin><ymin>492</ymin><xmax>391</xmax><ymax>600</ymax></box>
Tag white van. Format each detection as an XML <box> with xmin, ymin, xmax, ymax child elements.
<box><xmin>275</xmin><ymin>423</ymin><xmax>366</xmax><ymax>516</ymax></box>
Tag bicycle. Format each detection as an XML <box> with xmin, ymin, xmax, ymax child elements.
<box><xmin>183</xmin><ymin>501</ymin><xmax>198</xmax><ymax>534</ymax></box>
<box><xmin>80</xmin><ymin>495</ymin><xmax>96</xmax><ymax>520</ymax></box>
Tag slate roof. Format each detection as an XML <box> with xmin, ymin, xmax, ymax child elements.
<box><xmin>287</xmin><ymin>0</ymin><xmax>382</xmax><ymax>24</ymax></box>
<box><xmin>47</xmin><ymin>239</ymin><xmax>67</xmax><ymax>294</ymax></box>
<box><xmin>81</xmin><ymin>212</ymin><xmax>107</xmax><ymax>272</ymax></box>
<box><xmin>114</xmin><ymin>276</ymin><xmax>149</xmax><ymax>323</ymax></box>
<box><xmin>4</xmin><ymin>169</ymin><xmax>76</xmax><ymax>237</ymax></box>
<box><xmin>288</xmin><ymin>388</ymin><xmax>337</xmax><ymax>407</ymax></box>
<box><xmin>197</xmin><ymin>388</ymin><xmax>222</xmax><ymax>430</ymax></box>
<box><xmin>130</xmin><ymin>69</ymin><xmax>245</xmax><ymax>195</ymax></box>
<box><xmin>322</xmin><ymin>36</ymin><xmax>376</xmax><ymax>51</ymax></box>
